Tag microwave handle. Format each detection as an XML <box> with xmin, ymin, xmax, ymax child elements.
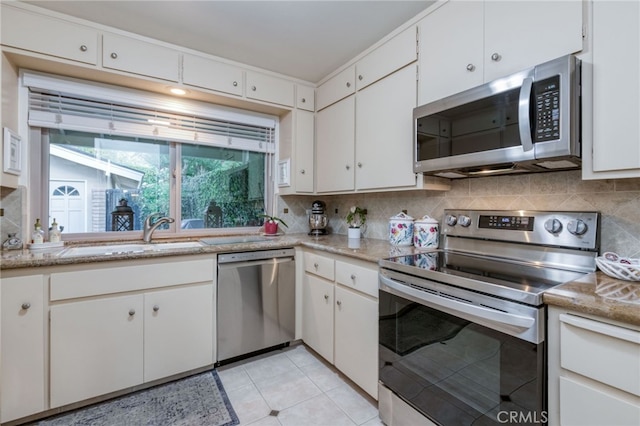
<box><xmin>518</xmin><ymin>77</ymin><xmax>534</xmax><ymax>152</ymax></box>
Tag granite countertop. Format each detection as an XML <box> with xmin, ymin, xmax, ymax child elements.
<box><xmin>3</xmin><ymin>233</ymin><xmax>638</xmax><ymax>326</ymax></box>
<box><xmin>543</xmin><ymin>271</ymin><xmax>640</xmax><ymax>326</ymax></box>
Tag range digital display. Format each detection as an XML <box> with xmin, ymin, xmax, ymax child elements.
<box><xmin>478</xmin><ymin>215</ymin><xmax>534</xmax><ymax>231</ymax></box>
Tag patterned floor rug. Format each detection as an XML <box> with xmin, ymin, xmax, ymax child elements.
<box><xmin>35</xmin><ymin>370</ymin><xmax>239</xmax><ymax>426</ymax></box>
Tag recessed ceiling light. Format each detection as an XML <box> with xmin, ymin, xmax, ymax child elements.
<box><xmin>169</xmin><ymin>87</ymin><xmax>187</xmax><ymax>96</ymax></box>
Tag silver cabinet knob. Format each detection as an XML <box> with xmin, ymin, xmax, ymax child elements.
<box><xmin>301</xmin><ymin>98</ymin><xmax>306</xmax><ymax>103</ymax></box>
<box><xmin>251</xmin><ymin>85</ymin><xmax>257</xmax><ymax>91</ymax></box>
<box><xmin>350</xmin><ymin>274</ymin><xmax>356</xmax><ymax>280</ymax></box>
<box><xmin>346</xmin><ymin>164</ymin><xmax>350</xmax><ymax>170</ymax></box>
<box><xmin>491</xmin><ymin>52</ymin><xmax>501</xmax><ymax>62</ymax></box>
<box><xmin>346</xmin><ymin>82</ymin><xmax>351</xmax><ymax>88</ymax></box>
<box><xmin>21</xmin><ymin>302</ymin><xmax>31</xmax><ymax>310</ymax></box>
<box><xmin>153</xmin><ymin>305</ymin><xmax>160</xmax><ymax>312</ymax></box>
<box><xmin>336</xmin><ymin>300</ymin><xmax>342</xmax><ymax>306</ymax></box>
<box><xmin>324</xmin><ymin>294</ymin><xmax>329</xmax><ymax>300</ymax></box>
<box><xmin>128</xmin><ymin>309</ymin><xmax>136</xmax><ymax>316</ymax></box>
<box><xmin>358</xmin><ymin>75</ymin><xmax>363</xmax><ymax>81</ymax></box>
<box><xmin>466</xmin><ymin>63</ymin><xmax>475</xmax><ymax>71</ymax></box>
<box><xmin>357</xmin><ymin>162</ymin><xmax>362</xmax><ymax>168</ymax></box>
<box><xmin>232</xmin><ymin>81</ymin><xmax>238</xmax><ymax>87</ymax></box>
<box><xmin>110</xmin><ymin>52</ymin><xmax>118</xmax><ymax>59</ymax></box>
<box><xmin>300</xmin><ymin>169</ymin><xmax>306</xmax><ymax>174</ymax></box>
<box><xmin>80</xmin><ymin>45</ymin><xmax>88</xmax><ymax>52</ymax></box>
<box><xmin>314</xmin><ymin>262</ymin><xmax>319</xmax><ymax>269</ymax></box>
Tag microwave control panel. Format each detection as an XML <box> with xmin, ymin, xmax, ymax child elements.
<box><xmin>533</xmin><ymin>75</ymin><xmax>560</xmax><ymax>142</ymax></box>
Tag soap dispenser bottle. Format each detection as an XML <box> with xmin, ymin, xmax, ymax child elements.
<box><xmin>49</xmin><ymin>218</ymin><xmax>62</xmax><ymax>243</ymax></box>
<box><xmin>32</xmin><ymin>218</ymin><xmax>45</xmax><ymax>244</ymax></box>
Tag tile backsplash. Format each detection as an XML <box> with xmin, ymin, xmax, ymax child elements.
<box><xmin>279</xmin><ymin>170</ymin><xmax>640</xmax><ymax>257</ymax></box>
<box><xmin>0</xmin><ymin>185</ymin><xmax>26</xmax><ymax>248</ymax></box>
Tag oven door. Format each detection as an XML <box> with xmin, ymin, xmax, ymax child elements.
<box><xmin>379</xmin><ymin>269</ymin><xmax>547</xmax><ymax>425</ymax></box>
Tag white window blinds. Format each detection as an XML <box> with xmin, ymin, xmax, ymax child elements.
<box><xmin>24</xmin><ymin>71</ymin><xmax>276</xmax><ymax>153</ymax></box>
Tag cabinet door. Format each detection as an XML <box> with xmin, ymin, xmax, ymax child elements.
<box><xmin>316</xmin><ymin>96</ymin><xmax>355</xmax><ymax>193</ymax></box>
<box><xmin>0</xmin><ymin>5</ymin><xmax>98</xmax><ymax>65</ymax></box>
<box><xmin>50</xmin><ymin>295</ymin><xmax>144</xmax><ymax>408</ymax></box>
<box><xmin>246</xmin><ymin>71</ymin><xmax>295</xmax><ymax>107</ymax></box>
<box><xmin>316</xmin><ymin>65</ymin><xmax>356</xmax><ymax>111</ymax></box>
<box><xmin>418</xmin><ymin>0</ymin><xmax>483</xmax><ymax>104</ymax></box>
<box><xmin>103</xmin><ymin>33</ymin><xmax>180</xmax><ymax>82</ymax></box>
<box><xmin>144</xmin><ymin>284</ymin><xmax>214</xmax><ymax>382</ymax></box>
<box><xmin>183</xmin><ymin>54</ymin><xmax>243</xmax><ymax>96</ymax></box>
<box><xmin>334</xmin><ymin>286</ymin><xmax>378</xmax><ymax>399</ymax></box>
<box><xmin>1</xmin><ymin>276</ymin><xmax>45</xmax><ymax>423</ymax></box>
<box><xmin>484</xmin><ymin>1</ymin><xmax>583</xmax><ymax>82</ymax></box>
<box><xmin>355</xmin><ymin>64</ymin><xmax>417</xmax><ymax>190</ymax></box>
<box><xmin>588</xmin><ymin>0</ymin><xmax>640</xmax><ymax>177</ymax></box>
<box><xmin>295</xmin><ymin>110</ymin><xmax>315</xmax><ymax>193</ymax></box>
<box><xmin>297</xmin><ymin>85</ymin><xmax>315</xmax><ymax>111</ymax></box>
<box><xmin>302</xmin><ymin>274</ymin><xmax>334</xmax><ymax>363</ymax></box>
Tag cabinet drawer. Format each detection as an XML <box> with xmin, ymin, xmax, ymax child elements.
<box><xmin>356</xmin><ymin>25</ymin><xmax>417</xmax><ymax>91</ymax></box>
<box><xmin>316</xmin><ymin>65</ymin><xmax>355</xmax><ymax>111</ymax></box>
<box><xmin>335</xmin><ymin>260</ymin><xmax>378</xmax><ymax>298</ymax></box>
<box><xmin>560</xmin><ymin>314</ymin><xmax>640</xmax><ymax>396</ymax></box>
<box><xmin>246</xmin><ymin>71</ymin><xmax>295</xmax><ymax>107</ymax></box>
<box><xmin>183</xmin><ymin>54</ymin><xmax>243</xmax><ymax>96</ymax></box>
<box><xmin>51</xmin><ymin>258</ymin><xmax>214</xmax><ymax>301</ymax></box>
<box><xmin>303</xmin><ymin>252</ymin><xmax>335</xmax><ymax>281</ymax></box>
<box><xmin>296</xmin><ymin>84</ymin><xmax>315</xmax><ymax>111</ymax></box>
<box><xmin>1</xmin><ymin>5</ymin><xmax>98</xmax><ymax>65</ymax></box>
<box><xmin>560</xmin><ymin>376</ymin><xmax>640</xmax><ymax>426</ymax></box>
<box><xmin>103</xmin><ymin>33</ymin><xmax>180</xmax><ymax>82</ymax></box>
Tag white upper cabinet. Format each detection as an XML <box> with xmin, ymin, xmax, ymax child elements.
<box><xmin>1</xmin><ymin>4</ymin><xmax>98</xmax><ymax>65</ymax></box>
<box><xmin>103</xmin><ymin>33</ymin><xmax>181</xmax><ymax>82</ymax></box>
<box><xmin>418</xmin><ymin>0</ymin><xmax>584</xmax><ymax>104</ymax></box>
<box><xmin>296</xmin><ymin>84</ymin><xmax>315</xmax><ymax>111</ymax></box>
<box><xmin>584</xmin><ymin>0</ymin><xmax>640</xmax><ymax>178</ymax></box>
<box><xmin>245</xmin><ymin>71</ymin><xmax>295</xmax><ymax>107</ymax></box>
<box><xmin>182</xmin><ymin>54</ymin><xmax>244</xmax><ymax>96</ymax></box>
<box><xmin>316</xmin><ymin>65</ymin><xmax>356</xmax><ymax>111</ymax></box>
<box><xmin>294</xmin><ymin>110</ymin><xmax>315</xmax><ymax>192</ymax></box>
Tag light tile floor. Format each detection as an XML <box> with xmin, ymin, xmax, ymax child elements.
<box><xmin>217</xmin><ymin>343</ymin><xmax>382</xmax><ymax>426</ymax></box>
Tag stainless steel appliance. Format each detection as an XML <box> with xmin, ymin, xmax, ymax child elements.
<box><xmin>216</xmin><ymin>248</ymin><xmax>295</xmax><ymax>364</ymax></box>
<box><xmin>308</xmin><ymin>200</ymin><xmax>328</xmax><ymax>236</ymax></box>
<box><xmin>378</xmin><ymin>209</ymin><xmax>600</xmax><ymax>426</ymax></box>
<box><xmin>414</xmin><ymin>55</ymin><xmax>581</xmax><ymax>178</ymax></box>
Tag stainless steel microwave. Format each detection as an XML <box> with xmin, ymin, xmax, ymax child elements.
<box><xmin>414</xmin><ymin>55</ymin><xmax>581</xmax><ymax>178</ymax></box>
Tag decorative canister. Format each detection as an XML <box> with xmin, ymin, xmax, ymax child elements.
<box><xmin>389</xmin><ymin>212</ymin><xmax>414</xmax><ymax>246</ymax></box>
<box><xmin>414</xmin><ymin>215</ymin><xmax>439</xmax><ymax>249</ymax></box>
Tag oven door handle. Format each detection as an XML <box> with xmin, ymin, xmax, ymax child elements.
<box><xmin>380</xmin><ymin>274</ymin><xmax>535</xmax><ymax>330</ymax></box>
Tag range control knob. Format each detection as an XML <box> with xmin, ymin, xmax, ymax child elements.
<box><xmin>544</xmin><ymin>218</ymin><xmax>563</xmax><ymax>234</ymax></box>
<box><xmin>458</xmin><ymin>215</ymin><xmax>472</xmax><ymax>227</ymax></box>
<box><xmin>445</xmin><ymin>214</ymin><xmax>458</xmax><ymax>226</ymax></box>
<box><xmin>567</xmin><ymin>219</ymin><xmax>588</xmax><ymax>236</ymax></box>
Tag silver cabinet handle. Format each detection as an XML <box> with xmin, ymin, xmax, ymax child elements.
<box><xmin>324</xmin><ymin>294</ymin><xmax>329</xmax><ymax>300</ymax></box>
<box><xmin>358</xmin><ymin>75</ymin><xmax>363</xmax><ymax>81</ymax></box>
<box><xmin>357</xmin><ymin>162</ymin><xmax>362</xmax><ymax>168</ymax></box>
<box><xmin>153</xmin><ymin>305</ymin><xmax>160</xmax><ymax>312</ymax></box>
<box><xmin>350</xmin><ymin>274</ymin><xmax>356</xmax><ymax>280</ymax></box>
<box><xmin>301</xmin><ymin>98</ymin><xmax>306</xmax><ymax>103</ymax></box>
<box><xmin>314</xmin><ymin>262</ymin><xmax>319</xmax><ymax>269</ymax></box>
<box><xmin>336</xmin><ymin>300</ymin><xmax>342</xmax><ymax>306</ymax></box>
<box><xmin>251</xmin><ymin>85</ymin><xmax>257</xmax><ymax>91</ymax></box>
<box><xmin>491</xmin><ymin>52</ymin><xmax>501</xmax><ymax>62</ymax></box>
<box><xmin>300</xmin><ymin>169</ymin><xmax>306</xmax><ymax>174</ymax></box>
<box><xmin>346</xmin><ymin>82</ymin><xmax>351</xmax><ymax>88</ymax></box>
<box><xmin>233</xmin><ymin>81</ymin><xmax>238</xmax><ymax>87</ymax></box>
<box><xmin>80</xmin><ymin>45</ymin><xmax>88</xmax><ymax>52</ymax></box>
<box><xmin>466</xmin><ymin>63</ymin><xmax>475</xmax><ymax>71</ymax></box>
<box><xmin>128</xmin><ymin>309</ymin><xmax>135</xmax><ymax>316</ymax></box>
<box><xmin>21</xmin><ymin>302</ymin><xmax>31</xmax><ymax>310</ymax></box>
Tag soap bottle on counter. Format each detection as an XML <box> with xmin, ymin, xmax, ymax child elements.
<box><xmin>49</xmin><ymin>218</ymin><xmax>61</xmax><ymax>243</ymax></box>
<box><xmin>32</xmin><ymin>218</ymin><xmax>45</xmax><ymax>244</ymax></box>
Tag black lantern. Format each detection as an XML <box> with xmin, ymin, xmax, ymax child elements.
<box><xmin>111</xmin><ymin>198</ymin><xmax>134</xmax><ymax>231</ymax></box>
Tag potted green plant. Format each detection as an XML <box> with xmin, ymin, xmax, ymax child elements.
<box><xmin>261</xmin><ymin>214</ymin><xmax>288</xmax><ymax>235</ymax></box>
<box><xmin>346</xmin><ymin>206</ymin><xmax>367</xmax><ymax>238</ymax></box>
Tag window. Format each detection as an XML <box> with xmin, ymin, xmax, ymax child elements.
<box><xmin>26</xmin><ymin>72</ymin><xmax>276</xmax><ymax>239</ymax></box>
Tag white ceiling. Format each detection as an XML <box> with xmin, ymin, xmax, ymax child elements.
<box><xmin>24</xmin><ymin>0</ymin><xmax>433</xmax><ymax>83</ymax></box>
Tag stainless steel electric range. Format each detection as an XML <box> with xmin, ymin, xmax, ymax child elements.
<box><xmin>378</xmin><ymin>209</ymin><xmax>600</xmax><ymax>426</ymax></box>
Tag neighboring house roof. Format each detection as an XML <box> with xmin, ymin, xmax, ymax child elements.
<box><xmin>50</xmin><ymin>144</ymin><xmax>145</xmax><ymax>184</ymax></box>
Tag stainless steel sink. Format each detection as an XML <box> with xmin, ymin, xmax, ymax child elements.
<box><xmin>200</xmin><ymin>236</ymin><xmax>269</xmax><ymax>245</ymax></box>
<box><xmin>149</xmin><ymin>241</ymin><xmax>204</xmax><ymax>250</ymax></box>
<box><xmin>60</xmin><ymin>241</ymin><xmax>204</xmax><ymax>258</ymax></box>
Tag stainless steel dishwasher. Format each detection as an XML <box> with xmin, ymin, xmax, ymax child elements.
<box><xmin>216</xmin><ymin>248</ymin><xmax>295</xmax><ymax>364</ymax></box>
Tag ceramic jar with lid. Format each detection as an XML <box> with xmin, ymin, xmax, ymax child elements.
<box><xmin>414</xmin><ymin>215</ymin><xmax>439</xmax><ymax>249</ymax></box>
<box><xmin>389</xmin><ymin>212</ymin><xmax>414</xmax><ymax>246</ymax></box>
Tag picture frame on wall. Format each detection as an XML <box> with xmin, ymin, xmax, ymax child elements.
<box><xmin>3</xmin><ymin>127</ymin><xmax>21</xmax><ymax>175</ymax></box>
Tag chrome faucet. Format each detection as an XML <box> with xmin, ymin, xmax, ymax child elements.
<box><xmin>143</xmin><ymin>213</ymin><xmax>175</xmax><ymax>243</ymax></box>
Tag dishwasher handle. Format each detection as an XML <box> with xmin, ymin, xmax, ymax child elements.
<box><xmin>218</xmin><ymin>256</ymin><xmax>294</xmax><ymax>270</ymax></box>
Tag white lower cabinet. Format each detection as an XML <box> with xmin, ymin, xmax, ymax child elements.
<box><xmin>1</xmin><ymin>275</ymin><xmax>46</xmax><ymax>423</ymax></box>
<box><xmin>302</xmin><ymin>250</ymin><xmax>378</xmax><ymax>399</ymax></box>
